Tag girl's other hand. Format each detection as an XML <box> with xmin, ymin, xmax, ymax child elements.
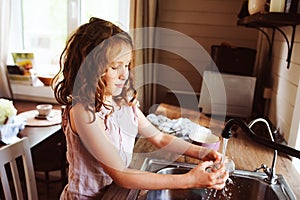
<box><xmin>200</xmin><ymin>149</ymin><xmax>222</xmax><ymax>163</ymax></box>
<box><xmin>187</xmin><ymin>161</ymin><xmax>229</xmax><ymax>190</ymax></box>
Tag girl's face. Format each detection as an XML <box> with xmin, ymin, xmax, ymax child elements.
<box><xmin>103</xmin><ymin>44</ymin><xmax>132</xmax><ymax>98</ymax></box>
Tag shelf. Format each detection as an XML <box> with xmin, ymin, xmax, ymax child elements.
<box><xmin>238</xmin><ymin>12</ymin><xmax>300</xmax><ymax>27</ymax></box>
<box><xmin>238</xmin><ymin>13</ymin><xmax>300</xmax><ymax>68</ymax></box>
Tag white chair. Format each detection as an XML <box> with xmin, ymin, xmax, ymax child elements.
<box><xmin>0</xmin><ymin>137</ymin><xmax>38</xmax><ymax>200</ymax></box>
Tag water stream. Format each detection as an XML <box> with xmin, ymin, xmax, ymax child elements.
<box><xmin>203</xmin><ymin>138</ymin><xmax>234</xmax><ymax>199</ymax></box>
<box><xmin>221</xmin><ymin>138</ymin><xmax>229</xmax><ymax>164</ymax></box>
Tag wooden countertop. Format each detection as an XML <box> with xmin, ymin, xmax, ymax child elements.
<box><xmin>155</xmin><ymin>104</ymin><xmax>300</xmax><ymax>198</ymax></box>
<box><xmin>102</xmin><ymin>103</ymin><xmax>300</xmax><ymax>199</ymax></box>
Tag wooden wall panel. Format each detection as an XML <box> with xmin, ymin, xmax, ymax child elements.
<box><xmin>153</xmin><ymin>0</ymin><xmax>300</xmax><ymax>148</ymax></box>
<box><xmin>157</xmin><ymin>27</ymin><xmax>258</xmax><ymax>53</ymax></box>
<box><xmin>159</xmin><ymin>23</ymin><xmax>258</xmax><ymax>41</ymax></box>
<box><xmin>155</xmin><ymin>0</ymin><xmax>258</xmax><ymax>103</ymax></box>
<box><xmin>160</xmin><ymin>11</ymin><xmax>238</xmax><ymax>25</ymax></box>
<box><xmin>271</xmin><ymin>49</ymin><xmax>300</xmax><ymax>86</ymax></box>
<box><xmin>269</xmin><ymin>91</ymin><xmax>294</xmax><ymax>140</ymax></box>
<box><xmin>159</xmin><ymin>0</ymin><xmax>243</xmax><ymax>13</ymax></box>
<box><xmin>267</xmin><ymin>25</ymin><xmax>300</xmax><ymax>143</ymax></box>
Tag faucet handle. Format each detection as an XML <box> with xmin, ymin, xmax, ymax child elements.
<box><xmin>221</xmin><ymin>130</ymin><xmax>232</xmax><ymax>139</ymax></box>
<box><xmin>254</xmin><ymin>164</ymin><xmax>267</xmax><ymax>172</ymax></box>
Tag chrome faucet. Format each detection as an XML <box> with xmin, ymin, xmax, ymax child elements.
<box><xmin>221</xmin><ymin>118</ymin><xmax>300</xmax><ymax>184</ymax></box>
<box><xmin>248</xmin><ymin>118</ymin><xmax>277</xmax><ymax>184</ymax></box>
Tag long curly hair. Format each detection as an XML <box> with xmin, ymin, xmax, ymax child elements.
<box><xmin>53</xmin><ymin>17</ymin><xmax>136</xmax><ymax>113</ymax></box>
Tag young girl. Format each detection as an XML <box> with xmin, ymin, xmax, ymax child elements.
<box><xmin>53</xmin><ymin>17</ymin><xmax>228</xmax><ymax>200</ymax></box>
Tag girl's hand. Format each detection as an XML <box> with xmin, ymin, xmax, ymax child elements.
<box><xmin>200</xmin><ymin>148</ymin><xmax>222</xmax><ymax>163</ymax></box>
<box><xmin>187</xmin><ymin>161</ymin><xmax>229</xmax><ymax>190</ymax></box>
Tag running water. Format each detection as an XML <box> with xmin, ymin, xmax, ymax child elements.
<box><xmin>221</xmin><ymin>138</ymin><xmax>229</xmax><ymax>164</ymax></box>
<box><xmin>200</xmin><ymin>177</ymin><xmax>234</xmax><ymax>200</ymax></box>
<box><xmin>206</xmin><ymin>138</ymin><xmax>233</xmax><ymax>172</ymax></box>
<box><xmin>202</xmin><ymin>138</ymin><xmax>235</xmax><ymax>199</ymax></box>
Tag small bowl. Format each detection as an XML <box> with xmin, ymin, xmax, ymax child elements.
<box><xmin>36</xmin><ymin>104</ymin><xmax>53</xmax><ymax>116</ymax></box>
<box><xmin>37</xmin><ymin>75</ymin><xmax>54</xmax><ymax>86</ymax></box>
<box><xmin>189</xmin><ymin>131</ymin><xmax>221</xmax><ymax>151</ymax></box>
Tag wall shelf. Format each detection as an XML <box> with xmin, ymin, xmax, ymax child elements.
<box><xmin>237</xmin><ymin>12</ymin><xmax>300</xmax><ymax>69</ymax></box>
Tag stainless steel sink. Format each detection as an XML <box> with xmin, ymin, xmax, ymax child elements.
<box><xmin>140</xmin><ymin>158</ymin><xmax>296</xmax><ymax>200</ymax></box>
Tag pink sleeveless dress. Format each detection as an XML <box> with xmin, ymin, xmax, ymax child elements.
<box><xmin>60</xmin><ymin>103</ymin><xmax>138</xmax><ymax>199</ymax></box>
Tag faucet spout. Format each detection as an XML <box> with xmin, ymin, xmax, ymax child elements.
<box><xmin>221</xmin><ymin>118</ymin><xmax>247</xmax><ymax>139</ymax></box>
<box><xmin>222</xmin><ymin>118</ymin><xmax>300</xmax><ymax>159</ymax></box>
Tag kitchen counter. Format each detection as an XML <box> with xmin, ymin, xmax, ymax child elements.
<box><xmin>101</xmin><ymin>103</ymin><xmax>300</xmax><ymax>199</ymax></box>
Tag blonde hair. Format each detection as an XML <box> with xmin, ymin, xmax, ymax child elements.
<box><xmin>53</xmin><ymin>17</ymin><xmax>136</xmax><ymax>113</ymax></box>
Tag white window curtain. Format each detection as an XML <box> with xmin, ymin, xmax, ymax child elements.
<box><xmin>0</xmin><ymin>0</ymin><xmax>13</xmax><ymax>98</ymax></box>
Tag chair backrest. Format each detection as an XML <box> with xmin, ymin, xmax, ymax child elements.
<box><xmin>0</xmin><ymin>137</ymin><xmax>38</xmax><ymax>200</ymax></box>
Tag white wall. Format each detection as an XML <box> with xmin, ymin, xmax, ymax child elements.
<box><xmin>289</xmin><ymin>79</ymin><xmax>300</xmax><ymax>173</ymax></box>
<box><xmin>255</xmin><ymin>20</ymin><xmax>300</xmax><ymax>173</ymax></box>
<box><xmin>264</xmin><ymin>25</ymin><xmax>300</xmax><ymax>144</ymax></box>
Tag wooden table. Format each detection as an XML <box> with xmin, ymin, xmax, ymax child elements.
<box><xmin>103</xmin><ymin>103</ymin><xmax>300</xmax><ymax>200</ymax></box>
<box><xmin>14</xmin><ymin>100</ymin><xmax>62</xmax><ymax>148</ymax></box>
<box><xmin>19</xmin><ymin>125</ymin><xmax>61</xmax><ymax>148</ymax></box>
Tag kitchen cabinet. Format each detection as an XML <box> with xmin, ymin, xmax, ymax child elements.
<box><xmin>237</xmin><ymin>12</ymin><xmax>300</xmax><ymax>68</ymax></box>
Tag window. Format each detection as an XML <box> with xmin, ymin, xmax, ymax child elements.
<box><xmin>8</xmin><ymin>0</ymin><xmax>130</xmax><ymax>76</ymax></box>
<box><xmin>81</xmin><ymin>0</ymin><xmax>130</xmax><ymax>31</ymax></box>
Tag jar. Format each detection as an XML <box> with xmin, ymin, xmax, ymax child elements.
<box><xmin>270</xmin><ymin>0</ymin><xmax>286</xmax><ymax>12</ymax></box>
<box><xmin>248</xmin><ymin>0</ymin><xmax>266</xmax><ymax>14</ymax></box>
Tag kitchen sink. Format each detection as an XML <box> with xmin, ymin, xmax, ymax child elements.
<box><xmin>139</xmin><ymin>158</ymin><xmax>296</xmax><ymax>200</ymax></box>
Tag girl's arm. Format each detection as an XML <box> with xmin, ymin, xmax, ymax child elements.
<box><xmin>136</xmin><ymin>108</ymin><xmax>221</xmax><ymax>162</ymax></box>
<box><xmin>71</xmin><ymin>104</ymin><xmax>228</xmax><ymax>190</ymax></box>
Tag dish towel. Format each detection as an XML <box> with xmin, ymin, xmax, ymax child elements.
<box><xmin>146</xmin><ymin>113</ymin><xmax>212</xmax><ymax>140</ymax></box>
<box><xmin>0</xmin><ymin>116</ymin><xmax>26</xmax><ymax>144</ymax></box>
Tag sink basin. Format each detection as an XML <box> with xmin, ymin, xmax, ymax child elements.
<box><xmin>140</xmin><ymin>158</ymin><xmax>296</xmax><ymax>200</ymax></box>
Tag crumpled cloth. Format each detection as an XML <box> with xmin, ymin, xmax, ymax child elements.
<box><xmin>0</xmin><ymin>116</ymin><xmax>27</xmax><ymax>144</ymax></box>
<box><xmin>146</xmin><ymin>113</ymin><xmax>211</xmax><ymax>140</ymax></box>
